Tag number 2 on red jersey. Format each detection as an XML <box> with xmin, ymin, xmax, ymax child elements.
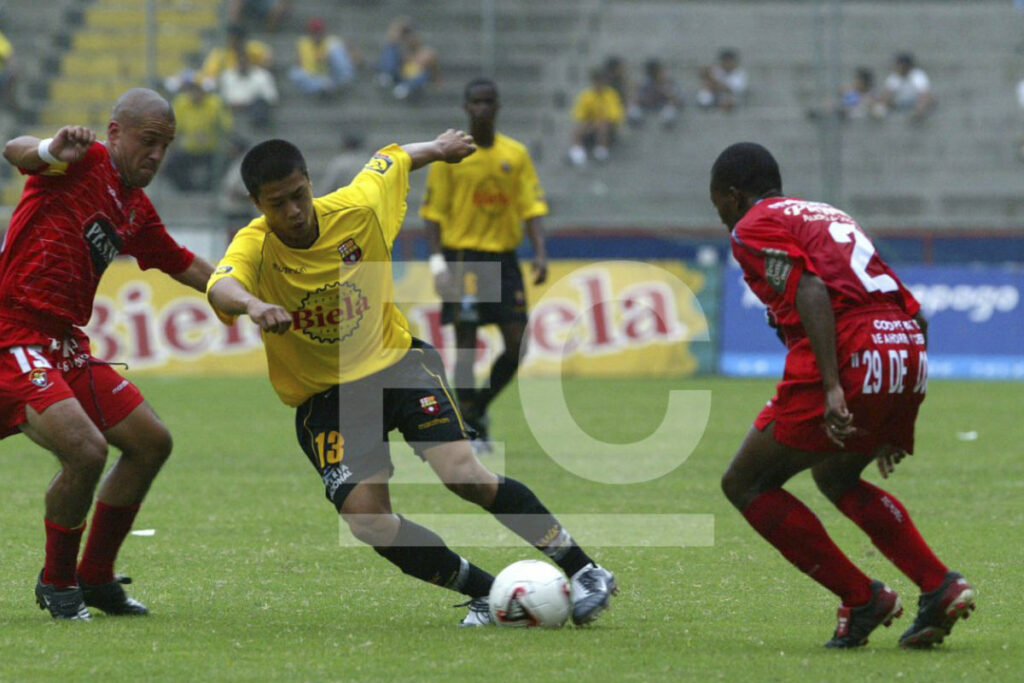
<box><xmin>827</xmin><ymin>221</ymin><xmax>898</xmax><ymax>294</ymax></box>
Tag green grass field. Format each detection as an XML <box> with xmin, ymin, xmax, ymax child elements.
<box><xmin>0</xmin><ymin>375</ymin><xmax>1020</xmax><ymax>681</ymax></box>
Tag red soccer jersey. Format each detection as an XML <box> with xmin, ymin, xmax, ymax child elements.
<box><xmin>0</xmin><ymin>141</ymin><xmax>194</xmax><ymax>335</ymax></box>
<box><xmin>730</xmin><ymin>197</ymin><xmax>919</xmax><ymax>346</ymax></box>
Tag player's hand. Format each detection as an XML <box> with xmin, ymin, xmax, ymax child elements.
<box><xmin>435</xmin><ymin>129</ymin><xmax>476</xmax><ymax>163</ymax></box>
<box><xmin>874</xmin><ymin>444</ymin><xmax>909</xmax><ymax>479</ymax></box>
<box><xmin>49</xmin><ymin>126</ymin><xmax>96</xmax><ymax>164</ymax></box>
<box><xmin>765</xmin><ymin>308</ymin><xmax>786</xmax><ymax>345</ymax></box>
<box><xmin>531</xmin><ymin>256</ymin><xmax>548</xmax><ymax>285</ymax></box>
<box><xmin>822</xmin><ymin>384</ymin><xmax>858</xmax><ymax>447</ymax></box>
<box><xmin>246</xmin><ymin>300</ymin><xmax>292</xmax><ymax>335</ymax></box>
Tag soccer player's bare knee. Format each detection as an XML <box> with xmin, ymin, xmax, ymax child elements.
<box><xmin>343</xmin><ymin>509</ymin><xmax>399</xmax><ymax>546</ymax></box>
<box><xmin>812</xmin><ymin>456</ymin><xmax>870</xmax><ymax>504</ymax></box>
<box><xmin>106</xmin><ymin>405</ymin><xmax>173</xmax><ymax>470</ymax></box>
<box><xmin>426</xmin><ymin>442</ymin><xmax>497</xmax><ymax>503</ymax></box>
<box><xmin>25</xmin><ymin>401</ymin><xmax>108</xmax><ymax>481</ymax></box>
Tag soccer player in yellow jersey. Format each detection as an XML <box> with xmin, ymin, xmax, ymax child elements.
<box><xmin>206</xmin><ymin>130</ymin><xmax>616</xmax><ymax>626</ymax></box>
<box><xmin>420</xmin><ymin>79</ymin><xmax>548</xmax><ymax>449</ymax></box>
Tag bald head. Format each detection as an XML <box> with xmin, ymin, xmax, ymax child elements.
<box><xmin>107</xmin><ymin>88</ymin><xmax>177</xmax><ymax>188</ymax></box>
<box><xmin>111</xmin><ymin>88</ymin><xmax>175</xmax><ymax>127</ymax></box>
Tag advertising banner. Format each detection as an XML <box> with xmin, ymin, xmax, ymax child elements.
<box><xmin>87</xmin><ymin>259</ymin><xmax>714</xmax><ymax>378</ymax></box>
<box><xmin>720</xmin><ymin>262</ymin><xmax>1024</xmax><ymax>380</ymax></box>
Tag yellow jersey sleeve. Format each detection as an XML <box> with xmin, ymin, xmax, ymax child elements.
<box><xmin>206</xmin><ymin>220</ymin><xmax>269</xmax><ymax>325</ymax></box>
<box><xmin>343</xmin><ymin>144</ymin><xmax>411</xmax><ymax>249</ymax></box>
<box><xmin>516</xmin><ymin>150</ymin><xmax>548</xmax><ymax>221</ymax></box>
<box><xmin>419</xmin><ymin>160</ymin><xmax>452</xmax><ymax>224</ymax></box>
<box><xmin>572</xmin><ymin>89</ymin><xmax>596</xmax><ymax>122</ymax></box>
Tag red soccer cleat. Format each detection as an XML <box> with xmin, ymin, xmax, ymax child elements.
<box><xmin>899</xmin><ymin>571</ymin><xmax>975</xmax><ymax>648</ymax></box>
<box><xmin>825</xmin><ymin>580</ymin><xmax>903</xmax><ymax>648</ymax></box>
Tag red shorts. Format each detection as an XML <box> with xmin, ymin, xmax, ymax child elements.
<box><xmin>0</xmin><ymin>324</ymin><xmax>144</xmax><ymax>439</ymax></box>
<box><xmin>754</xmin><ymin>306</ymin><xmax>927</xmax><ymax>454</ymax></box>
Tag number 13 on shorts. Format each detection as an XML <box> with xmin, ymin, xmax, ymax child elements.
<box><xmin>314</xmin><ymin>430</ymin><xmax>345</xmax><ymax>469</ymax></box>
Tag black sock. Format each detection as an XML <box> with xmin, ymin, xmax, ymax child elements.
<box><xmin>486</xmin><ymin>477</ymin><xmax>592</xmax><ymax>576</ymax></box>
<box><xmin>373</xmin><ymin>516</ymin><xmax>493</xmax><ymax>597</ymax></box>
<box><xmin>477</xmin><ymin>351</ymin><xmax>519</xmax><ymax>412</ymax></box>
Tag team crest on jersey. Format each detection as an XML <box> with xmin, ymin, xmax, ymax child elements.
<box><xmin>338</xmin><ymin>238</ymin><xmax>363</xmax><ymax>264</ymax></box>
<box><xmin>364</xmin><ymin>153</ymin><xmax>393</xmax><ymax>175</ymax></box>
<box><xmin>28</xmin><ymin>368</ymin><xmax>50</xmax><ymax>389</ymax></box>
<box><xmin>292</xmin><ymin>281</ymin><xmax>369</xmax><ymax>344</ymax></box>
<box><xmin>501</xmin><ymin>160</ymin><xmax>511</xmax><ymax>174</ymax></box>
<box><xmin>762</xmin><ymin>248</ymin><xmax>793</xmax><ymax>294</ymax></box>
<box><xmin>419</xmin><ymin>395</ymin><xmax>440</xmax><ymax>415</ymax></box>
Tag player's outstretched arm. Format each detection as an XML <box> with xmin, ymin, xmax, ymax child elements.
<box><xmin>171</xmin><ymin>256</ymin><xmax>216</xmax><ymax>294</ymax></box>
<box><xmin>3</xmin><ymin>126</ymin><xmax>96</xmax><ymax>170</ymax></box>
<box><xmin>402</xmin><ymin>129</ymin><xmax>476</xmax><ymax>170</ymax></box>
<box><xmin>208</xmin><ymin>277</ymin><xmax>292</xmax><ymax>335</ymax></box>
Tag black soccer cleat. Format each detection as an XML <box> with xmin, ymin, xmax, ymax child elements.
<box><xmin>899</xmin><ymin>571</ymin><xmax>975</xmax><ymax>649</ymax></box>
<box><xmin>35</xmin><ymin>572</ymin><xmax>91</xmax><ymax>621</ymax></box>
<box><xmin>80</xmin><ymin>574</ymin><xmax>149</xmax><ymax>616</ymax></box>
<box><xmin>825</xmin><ymin>580</ymin><xmax>902</xmax><ymax>648</ymax></box>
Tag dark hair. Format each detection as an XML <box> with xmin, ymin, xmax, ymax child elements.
<box><xmin>645</xmin><ymin>58</ymin><xmax>662</xmax><ymax>79</ymax></box>
<box><xmin>463</xmin><ymin>77</ymin><xmax>498</xmax><ymax>101</ymax></box>
<box><xmin>719</xmin><ymin>48</ymin><xmax>739</xmax><ymax>62</ymax></box>
<box><xmin>855</xmin><ymin>67</ymin><xmax>874</xmax><ymax>89</ymax></box>
<box><xmin>241</xmin><ymin>139</ymin><xmax>308</xmax><ymax>197</ymax></box>
<box><xmin>710</xmin><ymin>142</ymin><xmax>782</xmax><ymax>196</ymax></box>
<box><xmin>895</xmin><ymin>52</ymin><xmax>915</xmax><ymax>67</ymax></box>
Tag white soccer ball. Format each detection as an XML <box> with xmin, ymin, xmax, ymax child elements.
<box><xmin>489</xmin><ymin>560</ymin><xmax>570</xmax><ymax>628</ymax></box>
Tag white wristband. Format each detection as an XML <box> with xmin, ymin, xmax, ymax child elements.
<box><xmin>37</xmin><ymin>138</ymin><xmax>59</xmax><ymax>165</ymax></box>
<box><xmin>429</xmin><ymin>253</ymin><xmax>448</xmax><ymax>276</ymax></box>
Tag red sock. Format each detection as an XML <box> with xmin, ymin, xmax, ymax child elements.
<box><xmin>743</xmin><ymin>489</ymin><xmax>872</xmax><ymax>606</ymax></box>
<box><xmin>836</xmin><ymin>480</ymin><xmax>948</xmax><ymax>592</ymax></box>
<box><xmin>76</xmin><ymin>501</ymin><xmax>141</xmax><ymax>585</ymax></box>
<box><xmin>43</xmin><ymin>519</ymin><xmax>85</xmax><ymax>588</ymax></box>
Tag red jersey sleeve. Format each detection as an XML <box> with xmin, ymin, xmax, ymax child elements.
<box><xmin>732</xmin><ymin>212</ymin><xmax>817</xmax><ymax>308</ymax></box>
<box><xmin>123</xmin><ymin>198</ymin><xmax>195</xmax><ymax>275</ymax></box>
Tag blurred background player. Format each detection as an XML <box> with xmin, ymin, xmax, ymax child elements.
<box><xmin>0</xmin><ymin>89</ymin><xmax>214</xmax><ymax>620</ymax></box>
<box><xmin>711</xmin><ymin>142</ymin><xmax>975</xmax><ymax>649</ymax></box>
<box><xmin>206</xmin><ymin>131</ymin><xmax>615</xmax><ymax>627</ymax></box>
<box><xmin>420</xmin><ymin>78</ymin><xmax>548</xmax><ymax>451</ymax></box>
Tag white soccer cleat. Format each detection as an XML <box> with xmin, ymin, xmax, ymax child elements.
<box><xmin>569</xmin><ymin>563</ymin><xmax>618</xmax><ymax>625</ymax></box>
<box><xmin>457</xmin><ymin>597</ymin><xmax>495</xmax><ymax>627</ymax></box>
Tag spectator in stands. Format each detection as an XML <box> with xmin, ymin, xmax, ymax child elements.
<box><xmin>568</xmin><ymin>67</ymin><xmax>625</xmax><ymax>168</ymax></box>
<box><xmin>0</xmin><ymin>27</ymin><xmax>21</xmax><ymax>116</ymax></box>
<box><xmin>200</xmin><ymin>24</ymin><xmax>273</xmax><ymax>83</ymax></box>
<box><xmin>839</xmin><ymin>67</ymin><xmax>882</xmax><ymax>120</ymax></box>
<box><xmin>879</xmin><ymin>52</ymin><xmax>934</xmax><ymax>121</ymax></box>
<box><xmin>228</xmin><ymin>0</ymin><xmax>291</xmax><ymax>32</ymax></box>
<box><xmin>320</xmin><ymin>133</ymin><xmax>366</xmax><ymax>191</ymax></box>
<box><xmin>220</xmin><ymin>50</ymin><xmax>278</xmax><ymax>131</ymax></box>
<box><xmin>164</xmin><ymin>75</ymin><xmax>233</xmax><ymax>192</ymax></box>
<box><xmin>217</xmin><ymin>134</ymin><xmax>257</xmax><ymax>241</ymax></box>
<box><xmin>289</xmin><ymin>17</ymin><xmax>358</xmax><ymax>99</ymax></box>
<box><xmin>807</xmin><ymin>67</ymin><xmax>883</xmax><ymax>121</ymax></box>
<box><xmin>696</xmin><ymin>48</ymin><xmax>748</xmax><ymax>112</ymax></box>
<box><xmin>604</xmin><ymin>55</ymin><xmax>633</xmax><ymax>109</ymax></box>
<box><xmin>377</xmin><ymin>17</ymin><xmax>441</xmax><ymax>101</ymax></box>
<box><xmin>630</xmin><ymin>58</ymin><xmax>683</xmax><ymax>128</ymax></box>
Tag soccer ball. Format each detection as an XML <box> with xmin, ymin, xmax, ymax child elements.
<box><xmin>488</xmin><ymin>560</ymin><xmax>570</xmax><ymax>628</ymax></box>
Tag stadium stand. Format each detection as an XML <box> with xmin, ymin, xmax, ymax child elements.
<box><xmin>3</xmin><ymin>1</ymin><xmax>1024</xmax><ymax>240</ymax></box>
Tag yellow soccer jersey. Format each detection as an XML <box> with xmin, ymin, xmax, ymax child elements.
<box><xmin>208</xmin><ymin>145</ymin><xmax>414</xmax><ymax>407</ymax></box>
<box><xmin>419</xmin><ymin>133</ymin><xmax>547</xmax><ymax>252</ymax></box>
<box><xmin>572</xmin><ymin>86</ymin><xmax>625</xmax><ymax>125</ymax></box>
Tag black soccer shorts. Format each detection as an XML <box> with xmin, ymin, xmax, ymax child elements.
<box><xmin>294</xmin><ymin>338</ymin><xmax>473</xmax><ymax>509</ymax></box>
<box><xmin>440</xmin><ymin>248</ymin><xmax>528</xmax><ymax>326</ymax></box>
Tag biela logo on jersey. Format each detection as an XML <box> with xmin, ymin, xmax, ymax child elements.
<box><xmin>292</xmin><ymin>282</ymin><xmax>369</xmax><ymax>343</ymax></box>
